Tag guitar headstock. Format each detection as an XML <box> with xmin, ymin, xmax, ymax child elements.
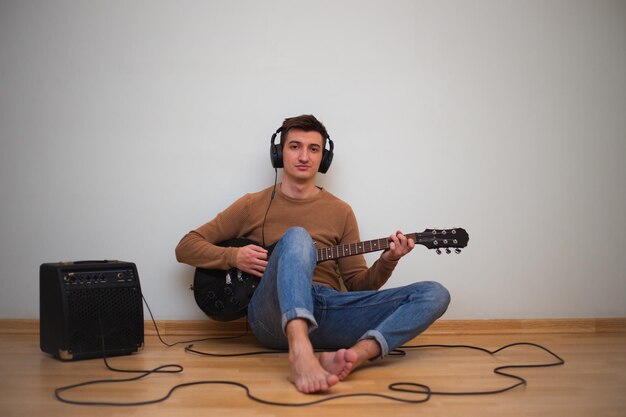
<box><xmin>420</xmin><ymin>228</ymin><xmax>469</xmax><ymax>254</ymax></box>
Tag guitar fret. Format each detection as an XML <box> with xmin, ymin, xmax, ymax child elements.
<box><xmin>314</xmin><ymin>230</ymin><xmax>461</xmax><ymax>263</ymax></box>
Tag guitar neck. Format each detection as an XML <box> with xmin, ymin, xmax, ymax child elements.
<box><xmin>317</xmin><ymin>232</ymin><xmax>421</xmax><ymax>262</ymax></box>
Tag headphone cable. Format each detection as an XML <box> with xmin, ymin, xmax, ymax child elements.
<box><xmin>261</xmin><ymin>167</ymin><xmax>278</xmax><ymax>248</ymax></box>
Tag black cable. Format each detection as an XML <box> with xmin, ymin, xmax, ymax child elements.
<box><xmin>395</xmin><ymin>342</ymin><xmax>565</xmax><ymax>396</ymax></box>
<box><xmin>183</xmin><ymin>341</ymin><xmax>565</xmax><ymax>398</ymax></box>
<box><xmin>53</xmin><ymin>295</ymin><xmax>565</xmax><ymax>407</ymax></box>
<box><xmin>261</xmin><ymin>167</ymin><xmax>278</xmax><ymax>248</ymax></box>
<box><xmin>142</xmin><ymin>295</ymin><xmax>249</xmax><ymax>347</ymax></box>
<box><xmin>55</xmin><ymin>337</ymin><xmax>564</xmax><ymax>406</ymax></box>
<box><xmin>55</xmin><ymin>317</ymin><xmax>183</xmax><ymax>406</ymax></box>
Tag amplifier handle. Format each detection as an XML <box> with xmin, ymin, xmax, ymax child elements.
<box><xmin>69</xmin><ymin>260</ymin><xmax>120</xmax><ymax>265</ymax></box>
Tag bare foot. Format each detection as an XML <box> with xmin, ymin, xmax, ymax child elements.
<box><xmin>288</xmin><ymin>350</ymin><xmax>339</xmax><ymax>393</ymax></box>
<box><xmin>319</xmin><ymin>348</ymin><xmax>359</xmax><ymax>381</ymax></box>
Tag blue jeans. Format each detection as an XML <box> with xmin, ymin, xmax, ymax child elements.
<box><xmin>247</xmin><ymin>227</ymin><xmax>450</xmax><ymax>358</ymax></box>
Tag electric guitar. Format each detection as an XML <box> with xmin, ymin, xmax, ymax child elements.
<box><xmin>192</xmin><ymin>228</ymin><xmax>469</xmax><ymax>321</ymax></box>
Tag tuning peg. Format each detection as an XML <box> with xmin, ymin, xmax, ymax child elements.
<box><xmin>455</xmin><ymin>248</ymin><xmax>462</xmax><ymax>254</ymax></box>
<box><xmin>445</xmin><ymin>248</ymin><xmax>451</xmax><ymax>254</ymax></box>
<box><xmin>436</xmin><ymin>248</ymin><xmax>442</xmax><ymax>255</ymax></box>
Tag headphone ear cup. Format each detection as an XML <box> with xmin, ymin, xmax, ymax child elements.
<box><xmin>318</xmin><ymin>137</ymin><xmax>334</xmax><ymax>173</ymax></box>
<box><xmin>270</xmin><ymin>144</ymin><xmax>283</xmax><ymax>168</ymax></box>
<box><xmin>269</xmin><ymin>130</ymin><xmax>283</xmax><ymax>168</ymax></box>
<box><xmin>318</xmin><ymin>150</ymin><xmax>331</xmax><ymax>173</ymax></box>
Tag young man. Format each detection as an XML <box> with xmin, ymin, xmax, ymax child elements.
<box><xmin>175</xmin><ymin>115</ymin><xmax>450</xmax><ymax>393</ymax></box>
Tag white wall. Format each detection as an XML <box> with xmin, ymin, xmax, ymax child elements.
<box><xmin>1</xmin><ymin>0</ymin><xmax>625</xmax><ymax>320</ymax></box>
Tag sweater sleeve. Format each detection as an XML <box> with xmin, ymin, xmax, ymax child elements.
<box><xmin>338</xmin><ymin>209</ymin><xmax>399</xmax><ymax>291</ymax></box>
<box><xmin>175</xmin><ymin>194</ymin><xmax>250</xmax><ymax>270</ymax></box>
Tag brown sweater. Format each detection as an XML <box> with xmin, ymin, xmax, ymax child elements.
<box><xmin>175</xmin><ymin>185</ymin><xmax>398</xmax><ymax>291</ymax></box>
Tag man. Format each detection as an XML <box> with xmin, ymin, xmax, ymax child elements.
<box><xmin>176</xmin><ymin>114</ymin><xmax>450</xmax><ymax>393</ymax></box>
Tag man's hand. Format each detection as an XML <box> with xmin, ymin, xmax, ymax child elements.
<box><xmin>236</xmin><ymin>244</ymin><xmax>268</xmax><ymax>278</ymax></box>
<box><xmin>381</xmin><ymin>231</ymin><xmax>415</xmax><ymax>262</ymax></box>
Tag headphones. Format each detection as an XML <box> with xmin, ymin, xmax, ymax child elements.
<box><xmin>269</xmin><ymin>127</ymin><xmax>334</xmax><ymax>173</ymax></box>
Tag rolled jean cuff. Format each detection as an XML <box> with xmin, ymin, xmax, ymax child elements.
<box><xmin>281</xmin><ymin>308</ymin><xmax>318</xmax><ymax>335</ymax></box>
<box><xmin>358</xmin><ymin>330</ymin><xmax>389</xmax><ymax>360</ymax></box>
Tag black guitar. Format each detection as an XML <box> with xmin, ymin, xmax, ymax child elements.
<box><xmin>193</xmin><ymin>228</ymin><xmax>469</xmax><ymax>321</ymax></box>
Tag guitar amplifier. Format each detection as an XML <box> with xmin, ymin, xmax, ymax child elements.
<box><xmin>39</xmin><ymin>260</ymin><xmax>144</xmax><ymax>361</ymax></box>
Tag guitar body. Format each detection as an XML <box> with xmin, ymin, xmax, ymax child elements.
<box><xmin>193</xmin><ymin>239</ymin><xmax>261</xmax><ymax>321</ymax></box>
<box><xmin>192</xmin><ymin>228</ymin><xmax>468</xmax><ymax>321</ymax></box>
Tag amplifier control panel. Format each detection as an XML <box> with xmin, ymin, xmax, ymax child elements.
<box><xmin>62</xmin><ymin>268</ymin><xmax>137</xmax><ymax>287</ymax></box>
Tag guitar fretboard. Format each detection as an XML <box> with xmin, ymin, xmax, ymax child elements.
<box><xmin>317</xmin><ymin>232</ymin><xmax>422</xmax><ymax>262</ymax></box>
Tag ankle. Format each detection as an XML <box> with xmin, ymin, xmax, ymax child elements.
<box><xmin>352</xmin><ymin>339</ymin><xmax>381</xmax><ymax>365</ymax></box>
<box><xmin>286</xmin><ymin>319</ymin><xmax>313</xmax><ymax>357</ymax></box>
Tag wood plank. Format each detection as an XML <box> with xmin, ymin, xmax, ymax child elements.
<box><xmin>595</xmin><ymin>317</ymin><xmax>626</xmax><ymax>333</ymax></box>
<box><xmin>3</xmin><ymin>318</ymin><xmax>625</xmax><ymax>335</ymax></box>
<box><xmin>0</xmin><ymin>319</ymin><xmax>39</xmax><ymax>334</ymax></box>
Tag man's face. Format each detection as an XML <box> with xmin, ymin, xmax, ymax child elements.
<box><xmin>282</xmin><ymin>128</ymin><xmax>325</xmax><ymax>182</ymax></box>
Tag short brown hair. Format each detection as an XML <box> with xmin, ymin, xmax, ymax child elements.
<box><xmin>279</xmin><ymin>114</ymin><xmax>329</xmax><ymax>147</ymax></box>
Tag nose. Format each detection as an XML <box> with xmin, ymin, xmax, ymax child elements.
<box><xmin>298</xmin><ymin>148</ymin><xmax>310</xmax><ymax>162</ymax></box>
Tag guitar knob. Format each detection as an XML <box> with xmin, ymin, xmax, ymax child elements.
<box><xmin>224</xmin><ymin>287</ymin><xmax>233</xmax><ymax>296</ymax></box>
<box><xmin>214</xmin><ymin>300</ymin><xmax>224</xmax><ymax>311</ymax></box>
<box><xmin>455</xmin><ymin>248</ymin><xmax>462</xmax><ymax>254</ymax></box>
<box><xmin>436</xmin><ymin>248</ymin><xmax>442</xmax><ymax>255</ymax></box>
<box><xmin>207</xmin><ymin>291</ymin><xmax>216</xmax><ymax>299</ymax></box>
<box><xmin>230</xmin><ymin>297</ymin><xmax>239</xmax><ymax>306</ymax></box>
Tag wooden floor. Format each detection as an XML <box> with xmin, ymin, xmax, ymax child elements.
<box><xmin>1</xmin><ymin>327</ymin><xmax>625</xmax><ymax>417</ymax></box>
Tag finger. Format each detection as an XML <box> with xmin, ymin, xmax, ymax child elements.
<box><xmin>249</xmin><ymin>245</ymin><xmax>268</xmax><ymax>253</ymax></box>
<box><xmin>245</xmin><ymin>247</ymin><xmax>267</xmax><ymax>261</ymax></box>
<box><xmin>249</xmin><ymin>261</ymin><xmax>266</xmax><ymax>275</ymax></box>
<box><xmin>397</xmin><ymin>231</ymin><xmax>415</xmax><ymax>252</ymax></box>
<box><xmin>248</xmin><ymin>269</ymin><xmax>263</xmax><ymax>278</ymax></box>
